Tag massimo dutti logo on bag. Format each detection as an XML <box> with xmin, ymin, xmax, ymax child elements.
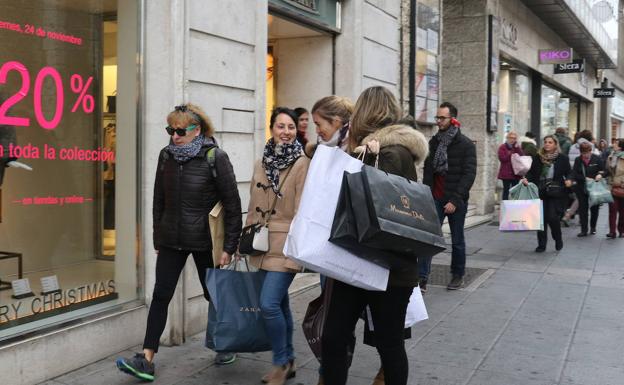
<box><xmin>390</xmin><ymin>195</ymin><xmax>425</xmax><ymax>220</ymax></box>
<box><xmin>240</xmin><ymin>306</ymin><xmax>261</xmax><ymax>313</ymax></box>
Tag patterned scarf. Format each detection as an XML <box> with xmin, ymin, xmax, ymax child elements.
<box><xmin>166</xmin><ymin>135</ymin><xmax>205</xmax><ymax>162</ymax></box>
<box><xmin>263</xmin><ymin>138</ymin><xmax>303</xmax><ymax>196</ymax></box>
<box><xmin>538</xmin><ymin>148</ymin><xmax>559</xmax><ymax>166</ymax></box>
<box><xmin>432</xmin><ymin>125</ymin><xmax>459</xmax><ymax>175</ymax></box>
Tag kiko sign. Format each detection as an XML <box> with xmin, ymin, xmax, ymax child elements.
<box><xmin>538</xmin><ymin>48</ymin><xmax>573</xmax><ymax>64</ymax></box>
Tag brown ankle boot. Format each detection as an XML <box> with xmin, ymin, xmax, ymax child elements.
<box><xmin>266</xmin><ymin>363</ymin><xmax>290</xmax><ymax>385</ymax></box>
<box><xmin>371</xmin><ymin>367</ymin><xmax>384</xmax><ymax>385</ymax></box>
<box><xmin>262</xmin><ymin>360</ymin><xmax>295</xmax><ymax>383</ymax></box>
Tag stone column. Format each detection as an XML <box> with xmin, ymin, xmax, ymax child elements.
<box><xmin>441</xmin><ymin>0</ymin><xmax>499</xmax><ymax>215</ymax></box>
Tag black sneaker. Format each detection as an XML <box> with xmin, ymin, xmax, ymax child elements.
<box><xmin>215</xmin><ymin>352</ymin><xmax>237</xmax><ymax>365</ymax></box>
<box><xmin>116</xmin><ymin>353</ymin><xmax>155</xmax><ymax>382</ymax></box>
<box><xmin>577</xmin><ymin>232</ymin><xmax>588</xmax><ymax>237</ymax></box>
<box><xmin>419</xmin><ymin>279</ymin><xmax>428</xmax><ymax>294</ymax></box>
<box><xmin>555</xmin><ymin>240</ymin><xmax>563</xmax><ymax>251</ymax></box>
<box><xmin>590</xmin><ymin>229</ymin><xmax>596</xmax><ymax>235</ymax></box>
<box><xmin>535</xmin><ymin>246</ymin><xmax>546</xmax><ymax>252</ymax></box>
<box><xmin>447</xmin><ymin>276</ymin><xmax>464</xmax><ymax>290</ymax></box>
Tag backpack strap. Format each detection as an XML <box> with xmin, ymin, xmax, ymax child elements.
<box><xmin>206</xmin><ymin>146</ymin><xmax>218</xmax><ymax>178</ymax></box>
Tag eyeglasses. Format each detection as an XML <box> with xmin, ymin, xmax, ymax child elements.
<box><xmin>165</xmin><ymin>124</ymin><xmax>197</xmax><ymax>136</ymax></box>
<box><xmin>434</xmin><ymin>116</ymin><xmax>451</xmax><ymax>121</ymax></box>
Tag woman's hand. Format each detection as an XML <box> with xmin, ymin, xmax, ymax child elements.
<box><xmin>565</xmin><ymin>179</ymin><xmax>572</xmax><ymax>188</ymax></box>
<box><xmin>595</xmin><ymin>174</ymin><xmax>603</xmax><ymax>182</ymax></box>
<box><xmin>521</xmin><ymin>177</ymin><xmax>529</xmax><ymax>186</ymax></box>
<box><xmin>219</xmin><ymin>252</ymin><xmax>232</xmax><ymax>267</ymax></box>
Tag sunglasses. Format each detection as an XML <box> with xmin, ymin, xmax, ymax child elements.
<box><xmin>165</xmin><ymin>124</ymin><xmax>197</xmax><ymax>136</ymax></box>
<box><xmin>434</xmin><ymin>116</ymin><xmax>451</xmax><ymax>121</ymax></box>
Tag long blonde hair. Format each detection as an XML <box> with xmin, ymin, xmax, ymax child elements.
<box><xmin>311</xmin><ymin>95</ymin><xmax>354</xmax><ymax>126</ymax></box>
<box><xmin>348</xmin><ymin>86</ymin><xmax>402</xmax><ymax>151</ymax></box>
<box><xmin>166</xmin><ymin>103</ymin><xmax>215</xmax><ymax>138</ymax></box>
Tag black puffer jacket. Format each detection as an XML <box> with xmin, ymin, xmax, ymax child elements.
<box><xmin>423</xmin><ymin>128</ymin><xmax>477</xmax><ymax>207</ymax></box>
<box><xmin>153</xmin><ymin>141</ymin><xmax>242</xmax><ymax>253</ymax></box>
<box><xmin>570</xmin><ymin>154</ymin><xmax>605</xmax><ymax>195</ymax></box>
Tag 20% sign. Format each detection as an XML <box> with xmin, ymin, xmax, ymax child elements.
<box><xmin>0</xmin><ymin>60</ymin><xmax>94</xmax><ymax>130</ymax></box>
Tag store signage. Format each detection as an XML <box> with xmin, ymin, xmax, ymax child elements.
<box><xmin>594</xmin><ymin>88</ymin><xmax>616</xmax><ymax>98</ymax></box>
<box><xmin>538</xmin><ymin>48</ymin><xmax>573</xmax><ymax>64</ymax></box>
<box><xmin>554</xmin><ymin>59</ymin><xmax>585</xmax><ymax>74</ymax></box>
<box><xmin>0</xmin><ymin>280</ymin><xmax>116</xmax><ymax>328</ymax></box>
<box><xmin>500</xmin><ymin>17</ymin><xmax>518</xmax><ymax>49</ymax></box>
<box><xmin>269</xmin><ymin>0</ymin><xmax>339</xmax><ymax>31</ymax></box>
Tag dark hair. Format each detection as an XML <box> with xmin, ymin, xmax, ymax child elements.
<box><xmin>294</xmin><ymin>107</ymin><xmax>308</xmax><ymax>118</ymax></box>
<box><xmin>577</xmin><ymin>129</ymin><xmax>593</xmax><ymax>142</ymax></box>
<box><xmin>525</xmin><ymin>131</ymin><xmax>536</xmax><ymax>139</ymax></box>
<box><xmin>439</xmin><ymin>102</ymin><xmax>458</xmax><ymax>117</ymax></box>
<box><xmin>618</xmin><ymin>139</ymin><xmax>624</xmax><ymax>150</ymax></box>
<box><xmin>579</xmin><ymin>141</ymin><xmax>593</xmax><ymax>153</ymax></box>
<box><xmin>269</xmin><ymin>107</ymin><xmax>299</xmax><ymax>129</ymax></box>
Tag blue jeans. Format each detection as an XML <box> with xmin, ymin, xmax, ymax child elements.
<box><xmin>259</xmin><ymin>271</ymin><xmax>296</xmax><ymax>366</ymax></box>
<box><xmin>419</xmin><ymin>200</ymin><xmax>467</xmax><ymax>279</ymax></box>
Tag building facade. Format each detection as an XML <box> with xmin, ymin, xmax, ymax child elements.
<box><xmin>0</xmin><ymin>1</ymin><xmax>620</xmax><ymax>383</ymax></box>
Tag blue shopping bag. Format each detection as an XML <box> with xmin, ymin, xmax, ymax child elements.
<box><xmin>205</xmin><ymin>261</ymin><xmax>271</xmax><ymax>353</ymax></box>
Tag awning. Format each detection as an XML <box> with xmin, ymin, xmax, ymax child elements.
<box><xmin>520</xmin><ymin>0</ymin><xmax>618</xmax><ymax>69</ymax></box>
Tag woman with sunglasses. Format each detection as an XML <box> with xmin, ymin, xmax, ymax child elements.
<box><xmin>116</xmin><ymin>103</ymin><xmax>242</xmax><ymax>381</ymax></box>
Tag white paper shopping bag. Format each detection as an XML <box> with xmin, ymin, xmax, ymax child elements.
<box><xmin>365</xmin><ymin>288</ymin><xmax>428</xmax><ymax>330</ymax></box>
<box><xmin>499</xmin><ymin>199</ymin><xmax>543</xmax><ymax>231</ymax></box>
<box><xmin>284</xmin><ymin>145</ymin><xmax>390</xmax><ymax>291</ymax></box>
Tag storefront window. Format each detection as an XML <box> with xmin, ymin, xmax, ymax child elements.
<box><xmin>0</xmin><ymin>1</ymin><xmax>139</xmax><ymax>340</ymax></box>
<box><xmin>540</xmin><ymin>84</ymin><xmax>578</xmax><ymax>138</ymax></box>
<box><xmin>498</xmin><ymin>66</ymin><xmax>530</xmax><ymax>143</ymax></box>
<box><xmin>413</xmin><ymin>0</ymin><xmax>440</xmax><ymax>123</ymax></box>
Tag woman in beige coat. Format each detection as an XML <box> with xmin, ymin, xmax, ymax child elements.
<box><xmin>244</xmin><ymin>107</ymin><xmax>309</xmax><ymax>385</ymax></box>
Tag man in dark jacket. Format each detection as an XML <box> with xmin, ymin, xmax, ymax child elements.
<box><xmin>422</xmin><ymin>102</ymin><xmax>477</xmax><ymax>290</ymax></box>
<box><xmin>554</xmin><ymin>127</ymin><xmax>572</xmax><ymax>155</ymax></box>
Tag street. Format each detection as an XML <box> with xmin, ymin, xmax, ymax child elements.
<box><xmin>42</xmin><ymin>207</ymin><xmax>624</xmax><ymax>385</ymax></box>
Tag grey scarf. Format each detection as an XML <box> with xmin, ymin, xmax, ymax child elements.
<box><xmin>166</xmin><ymin>135</ymin><xmax>205</xmax><ymax>162</ymax></box>
<box><xmin>432</xmin><ymin>125</ymin><xmax>459</xmax><ymax>175</ymax></box>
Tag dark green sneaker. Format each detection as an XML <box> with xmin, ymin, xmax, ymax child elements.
<box><xmin>214</xmin><ymin>352</ymin><xmax>237</xmax><ymax>365</ymax></box>
<box><xmin>447</xmin><ymin>276</ymin><xmax>464</xmax><ymax>290</ymax></box>
<box><xmin>116</xmin><ymin>353</ymin><xmax>155</xmax><ymax>382</ymax></box>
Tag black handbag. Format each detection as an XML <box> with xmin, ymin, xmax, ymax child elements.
<box><xmin>330</xmin><ymin>164</ymin><xmax>446</xmax><ymax>269</ymax></box>
<box><xmin>238</xmin><ymin>166</ymin><xmax>293</xmax><ymax>256</ymax></box>
<box><xmin>539</xmin><ymin>180</ymin><xmax>566</xmax><ymax>198</ymax></box>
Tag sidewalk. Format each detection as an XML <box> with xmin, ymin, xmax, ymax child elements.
<box><xmin>41</xmin><ymin>206</ymin><xmax>624</xmax><ymax>385</ymax></box>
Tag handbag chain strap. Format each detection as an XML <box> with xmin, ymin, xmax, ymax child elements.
<box><xmin>263</xmin><ymin>160</ymin><xmax>296</xmax><ymax>226</ymax></box>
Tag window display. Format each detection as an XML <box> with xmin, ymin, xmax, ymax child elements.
<box><xmin>413</xmin><ymin>0</ymin><xmax>440</xmax><ymax>123</ymax></box>
<box><xmin>540</xmin><ymin>84</ymin><xmax>579</xmax><ymax>138</ymax></box>
<box><xmin>0</xmin><ymin>1</ymin><xmax>138</xmax><ymax>340</ymax></box>
<box><xmin>497</xmin><ymin>66</ymin><xmax>530</xmax><ymax>143</ymax></box>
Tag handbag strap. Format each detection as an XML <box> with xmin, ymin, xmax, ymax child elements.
<box><xmin>263</xmin><ymin>159</ymin><xmax>297</xmax><ymax>226</ymax></box>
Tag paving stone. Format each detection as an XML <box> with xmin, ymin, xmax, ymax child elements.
<box><xmin>479</xmin><ymin>349</ymin><xmax>563</xmax><ymax>380</ymax></box>
<box><xmin>466</xmin><ymin>369</ymin><xmax>556</xmax><ymax>385</ymax></box>
<box><xmin>560</xmin><ymin>361</ymin><xmax>624</xmax><ymax>385</ymax></box>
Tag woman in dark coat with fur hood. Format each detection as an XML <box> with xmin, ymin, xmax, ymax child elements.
<box><xmin>321</xmin><ymin>86</ymin><xmax>428</xmax><ymax>385</ymax></box>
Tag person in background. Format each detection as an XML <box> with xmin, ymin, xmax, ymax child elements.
<box><xmin>497</xmin><ymin>131</ymin><xmax>524</xmax><ymax>200</ymax></box>
<box><xmin>598</xmin><ymin>139</ymin><xmax>610</xmax><ymax>162</ymax></box>
<box><xmin>294</xmin><ymin>107</ymin><xmax>310</xmax><ymax>146</ymax></box>
<box><xmin>522</xmin><ymin>135</ymin><xmax>571</xmax><ymax>252</ymax></box>
<box><xmin>563</xmin><ymin>132</ymin><xmax>601</xmax><ymax>225</ymax></box>
<box><xmin>607</xmin><ymin>138</ymin><xmax>624</xmax><ymax>238</ymax></box>
<box><xmin>554</xmin><ymin>127</ymin><xmax>572</xmax><ymax>155</ymax></box>
<box><xmin>116</xmin><ymin>104</ymin><xmax>242</xmax><ymax>381</ymax></box>
<box><xmin>519</xmin><ymin>131</ymin><xmax>538</xmax><ymax>158</ymax></box>
<box><xmin>570</xmin><ymin>141</ymin><xmax>606</xmax><ymax>237</ymax></box>
<box><xmin>321</xmin><ymin>86</ymin><xmax>429</xmax><ymax>385</ymax></box>
<box><xmin>422</xmin><ymin>102</ymin><xmax>477</xmax><ymax>290</ymax></box>
<box><xmin>245</xmin><ymin>107</ymin><xmax>310</xmax><ymax>385</ymax></box>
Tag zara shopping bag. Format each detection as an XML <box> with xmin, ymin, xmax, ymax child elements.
<box><xmin>330</xmin><ymin>165</ymin><xmax>446</xmax><ymax>268</ymax></box>
<box><xmin>283</xmin><ymin>145</ymin><xmax>390</xmax><ymax>291</ymax></box>
<box><xmin>205</xmin><ymin>261</ymin><xmax>271</xmax><ymax>353</ymax></box>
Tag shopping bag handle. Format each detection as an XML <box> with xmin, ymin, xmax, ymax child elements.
<box><xmin>355</xmin><ymin>146</ymin><xmax>380</xmax><ymax>168</ymax></box>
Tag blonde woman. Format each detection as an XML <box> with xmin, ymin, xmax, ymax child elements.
<box><xmin>321</xmin><ymin>87</ymin><xmax>429</xmax><ymax>385</ymax></box>
<box><xmin>116</xmin><ymin>104</ymin><xmax>242</xmax><ymax>381</ymax></box>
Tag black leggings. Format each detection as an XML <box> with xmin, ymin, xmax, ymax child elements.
<box><xmin>143</xmin><ymin>247</ymin><xmax>213</xmax><ymax>352</ymax></box>
<box><xmin>577</xmin><ymin>191</ymin><xmax>600</xmax><ymax>233</ymax></box>
<box><xmin>321</xmin><ymin>280</ymin><xmax>413</xmax><ymax>385</ymax></box>
<box><xmin>537</xmin><ymin>197</ymin><xmax>564</xmax><ymax>248</ymax></box>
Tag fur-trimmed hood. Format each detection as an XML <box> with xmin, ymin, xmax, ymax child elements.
<box><xmin>360</xmin><ymin>124</ymin><xmax>429</xmax><ymax>165</ymax></box>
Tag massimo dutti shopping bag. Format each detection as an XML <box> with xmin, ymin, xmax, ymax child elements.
<box><xmin>205</xmin><ymin>262</ymin><xmax>271</xmax><ymax>353</ymax></box>
<box><xmin>283</xmin><ymin>145</ymin><xmax>390</xmax><ymax>291</ymax></box>
<box><xmin>330</xmin><ymin>165</ymin><xmax>446</xmax><ymax>268</ymax></box>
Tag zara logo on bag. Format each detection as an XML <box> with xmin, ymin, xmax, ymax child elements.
<box><xmin>240</xmin><ymin>306</ymin><xmax>261</xmax><ymax>313</ymax></box>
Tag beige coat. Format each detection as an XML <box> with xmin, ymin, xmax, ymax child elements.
<box><xmin>246</xmin><ymin>156</ymin><xmax>310</xmax><ymax>272</ymax></box>
<box><xmin>608</xmin><ymin>154</ymin><xmax>624</xmax><ymax>189</ymax></box>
